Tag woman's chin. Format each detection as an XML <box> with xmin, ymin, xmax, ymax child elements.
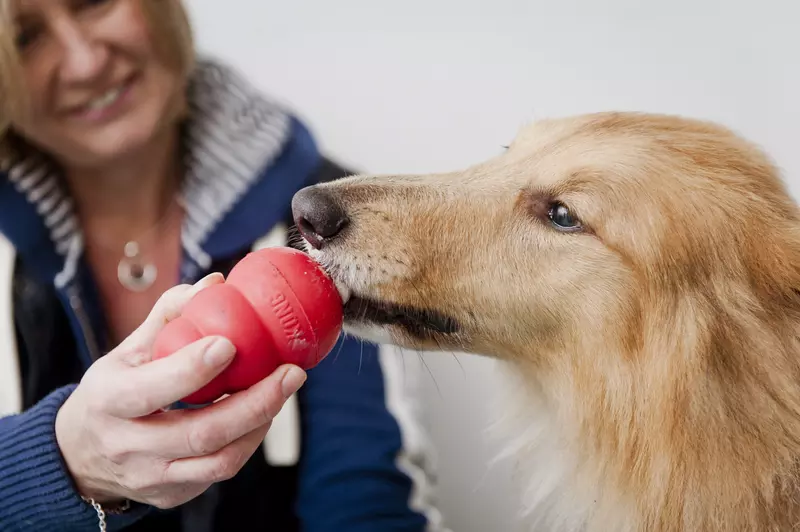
<box><xmin>53</xmin><ymin>121</ymin><xmax>174</xmax><ymax>169</ymax></box>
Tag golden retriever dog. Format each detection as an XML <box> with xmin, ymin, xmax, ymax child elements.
<box><xmin>291</xmin><ymin>112</ymin><xmax>800</xmax><ymax>532</ymax></box>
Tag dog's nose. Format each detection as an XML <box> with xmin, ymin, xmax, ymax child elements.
<box><xmin>291</xmin><ymin>186</ymin><xmax>349</xmax><ymax>249</ymax></box>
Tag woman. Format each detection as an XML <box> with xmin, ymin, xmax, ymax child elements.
<box><xmin>0</xmin><ymin>0</ymin><xmax>445</xmax><ymax>531</ymax></box>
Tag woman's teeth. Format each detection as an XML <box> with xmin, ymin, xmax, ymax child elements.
<box><xmin>86</xmin><ymin>86</ymin><xmax>123</xmax><ymax>111</ymax></box>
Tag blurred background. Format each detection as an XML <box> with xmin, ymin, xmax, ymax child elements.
<box><xmin>185</xmin><ymin>1</ymin><xmax>799</xmax><ymax>530</ymax></box>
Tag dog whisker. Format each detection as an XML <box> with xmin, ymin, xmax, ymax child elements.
<box><xmin>358</xmin><ymin>337</ymin><xmax>364</xmax><ymax>375</ymax></box>
<box><xmin>330</xmin><ymin>333</ymin><xmax>347</xmax><ymax>364</ymax></box>
<box><xmin>416</xmin><ymin>349</ymin><xmax>442</xmax><ymax>399</ymax></box>
<box><xmin>450</xmin><ymin>350</ymin><xmax>467</xmax><ymax>379</ymax></box>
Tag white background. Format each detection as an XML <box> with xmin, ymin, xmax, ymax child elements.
<box><xmin>186</xmin><ymin>1</ymin><xmax>800</xmax><ymax>530</ymax></box>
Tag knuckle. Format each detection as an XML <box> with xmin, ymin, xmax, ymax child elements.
<box><xmin>115</xmin><ymin>393</ymin><xmax>145</xmax><ymax>415</ymax></box>
<box><xmin>160</xmin><ymin>283</ymin><xmax>192</xmax><ymax>302</ymax></box>
<box><xmin>245</xmin><ymin>391</ymin><xmax>281</xmax><ymax>428</ymax></box>
<box><xmin>244</xmin><ymin>400</ymin><xmax>269</xmax><ymax>428</ymax></box>
<box><xmin>208</xmin><ymin>456</ymin><xmax>238</xmax><ymax>482</ymax></box>
<box><xmin>123</xmin><ymin>347</ymin><xmax>151</xmax><ymax>368</ymax></box>
<box><xmin>150</xmin><ymin>284</ymin><xmax>192</xmax><ymax>318</ymax></box>
<box><xmin>186</xmin><ymin>424</ymin><xmax>222</xmax><ymax>456</ymax></box>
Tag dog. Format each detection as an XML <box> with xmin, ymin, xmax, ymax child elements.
<box><xmin>290</xmin><ymin>111</ymin><xmax>800</xmax><ymax>531</ymax></box>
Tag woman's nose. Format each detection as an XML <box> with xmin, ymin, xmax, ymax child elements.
<box><xmin>55</xmin><ymin>21</ymin><xmax>109</xmax><ymax>84</ymax></box>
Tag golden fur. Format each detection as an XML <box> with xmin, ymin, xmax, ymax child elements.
<box><xmin>296</xmin><ymin>112</ymin><xmax>800</xmax><ymax>531</ymax></box>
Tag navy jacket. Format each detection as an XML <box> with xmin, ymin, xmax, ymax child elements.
<box><xmin>0</xmin><ymin>59</ymin><xmax>445</xmax><ymax>532</ymax></box>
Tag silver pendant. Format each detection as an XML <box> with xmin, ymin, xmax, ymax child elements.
<box><xmin>117</xmin><ymin>241</ymin><xmax>157</xmax><ymax>292</ymax></box>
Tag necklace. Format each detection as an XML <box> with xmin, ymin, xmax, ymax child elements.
<box><xmin>111</xmin><ymin>196</ymin><xmax>183</xmax><ymax>293</ymax></box>
<box><xmin>117</xmin><ymin>240</ymin><xmax>159</xmax><ymax>292</ymax></box>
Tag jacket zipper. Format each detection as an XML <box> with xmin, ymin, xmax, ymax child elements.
<box><xmin>66</xmin><ymin>284</ymin><xmax>103</xmax><ymax>362</ymax></box>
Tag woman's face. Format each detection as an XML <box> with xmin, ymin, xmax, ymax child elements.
<box><xmin>10</xmin><ymin>0</ymin><xmax>185</xmax><ymax>168</ymax></box>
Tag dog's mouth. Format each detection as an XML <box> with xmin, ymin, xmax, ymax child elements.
<box><xmin>294</xmin><ymin>240</ymin><xmax>460</xmax><ymax>339</ymax></box>
<box><xmin>342</xmin><ymin>295</ymin><xmax>461</xmax><ymax>338</ymax></box>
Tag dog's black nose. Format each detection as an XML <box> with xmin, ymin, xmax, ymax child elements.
<box><xmin>291</xmin><ymin>186</ymin><xmax>349</xmax><ymax>249</ymax></box>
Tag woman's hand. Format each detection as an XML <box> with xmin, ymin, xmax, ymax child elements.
<box><xmin>54</xmin><ymin>273</ymin><xmax>307</xmax><ymax>509</ymax></box>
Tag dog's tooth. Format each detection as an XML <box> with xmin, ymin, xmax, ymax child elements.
<box><xmin>334</xmin><ymin>278</ymin><xmax>351</xmax><ymax>305</ymax></box>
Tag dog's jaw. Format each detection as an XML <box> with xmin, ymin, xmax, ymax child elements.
<box><xmin>339</xmin><ymin>321</ymin><xmax>397</xmax><ymax>346</ymax></box>
<box><xmin>298</xmin><ymin>238</ymin><xmax>400</xmax><ymax>342</ymax></box>
<box><xmin>298</xmin><ymin>237</ymin><xmax>461</xmax><ymax>349</ymax></box>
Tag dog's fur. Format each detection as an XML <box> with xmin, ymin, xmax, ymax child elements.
<box><xmin>293</xmin><ymin>112</ymin><xmax>800</xmax><ymax>531</ymax></box>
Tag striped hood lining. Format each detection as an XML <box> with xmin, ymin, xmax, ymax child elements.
<box><xmin>5</xmin><ymin>57</ymin><xmax>292</xmax><ymax>287</ymax></box>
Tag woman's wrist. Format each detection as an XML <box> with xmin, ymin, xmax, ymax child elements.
<box><xmin>55</xmin><ymin>393</ymin><xmax>131</xmax><ymax>511</ymax></box>
<box><xmin>81</xmin><ymin>495</ymin><xmax>133</xmax><ymax>514</ymax></box>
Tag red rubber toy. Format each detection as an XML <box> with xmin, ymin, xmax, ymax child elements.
<box><xmin>152</xmin><ymin>247</ymin><xmax>343</xmax><ymax>405</ymax></box>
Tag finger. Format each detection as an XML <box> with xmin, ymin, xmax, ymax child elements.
<box><xmin>129</xmin><ymin>272</ymin><xmax>225</xmax><ymax>348</ymax></box>
<box><xmin>161</xmin><ymin>423</ymin><xmax>271</xmax><ymax>485</ymax></box>
<box><xmin>141</xmin><ymin>364</ymin><xmax>306</xmax><ymax>459</ymax></box>
<box><xmin>106</xmin><ymin>335</ymin><xmax>237</xmax><ymax>418</ymax></box>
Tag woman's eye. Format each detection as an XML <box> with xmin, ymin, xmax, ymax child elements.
<box><xmin>548</xmin><ymin>202</ymin><xmax>582</xmax><ymax>232</ymax></box>
<box><xmin>15</xmin><ymin>26</ymin><xmax>40</xmax><ymax>51</ymax></box>
<box><xmin>75</xmin><ymin>0</ymin><xmax>114</xmax><ymax>8</ymax></box>
<box><xmin>70</xmin><ymin>0</ymin><xmax>115</xmax><ymax>14</ymax></box>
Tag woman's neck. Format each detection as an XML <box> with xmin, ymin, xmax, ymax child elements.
<box><xmin>64</xmin><ymin>125</ymin><xmax>183</xmax><ymax>247</ymax></box>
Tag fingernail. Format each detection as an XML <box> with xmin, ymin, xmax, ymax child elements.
<box><xmin>196</xmin><ymin>272</ymin><xmax>224</xmax><ymax>287</ymax></box>
<box><xmin>204</xmin><ymin>337</ymin><xmax>236</xmax><ymax>367</ymax></box>
<box><xmin>281</xmin><ymin>366</ymin><xmax>307</xmax><ymax>398</ymax></box>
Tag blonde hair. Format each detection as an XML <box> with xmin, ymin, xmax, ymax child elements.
<box><xmin>0</xmin><ymin>0</ymin><xmax>196</xmax><ymax>162</ymax></box>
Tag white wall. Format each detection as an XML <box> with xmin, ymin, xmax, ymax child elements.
<box><xmin>186</xmin><ymin>1</ymin><xmax>800</xmax><ymax>530</ymax></box>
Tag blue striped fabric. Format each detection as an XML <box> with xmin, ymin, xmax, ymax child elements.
<box><xmin>0</xmin><ymin>385</ymin><xmax>149</xmax><ymax>531</ymax></box>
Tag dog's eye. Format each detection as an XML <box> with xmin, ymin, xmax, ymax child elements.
<box><xmin>548</xmin><ymin>203</ymin><xmax>582</xmax><ymax>232</ymax></box>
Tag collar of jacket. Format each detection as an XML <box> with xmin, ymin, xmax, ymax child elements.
<box><xmin>0</xmin><ymin>56</ymin><xmax>321</xmax><ymax>291</ymax></box>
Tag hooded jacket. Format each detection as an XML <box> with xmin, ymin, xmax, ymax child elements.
<box><xmin>0</xmin><ymin>58</ymin><xmax>445</xmax><ymax>532</ymax></box>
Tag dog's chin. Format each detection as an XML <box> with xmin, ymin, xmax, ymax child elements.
<box><xmin>342</xmin><ymin>294</ymin><xmax>460</xmax><ymax>345</ymax></box>
<box><xmin>341</xmin><ymin>321</ymin><xmax>400</xmax><ymax>346</ymax></box>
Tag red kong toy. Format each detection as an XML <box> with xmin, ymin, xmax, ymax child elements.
<box><xmin>152</xmin><ymin>247</ymin><xmax>344</xmax><ymax>405</ymax></box>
